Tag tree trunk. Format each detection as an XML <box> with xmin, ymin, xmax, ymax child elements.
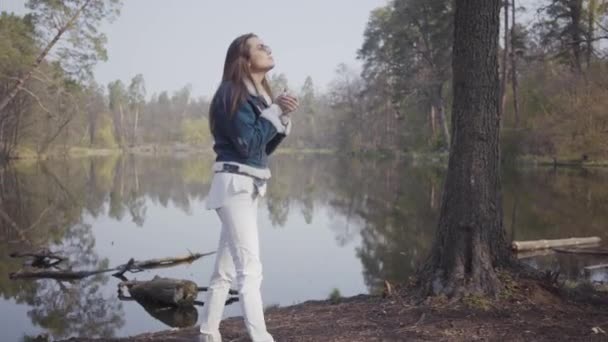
<box><xmin>511</xmin><ymin>0</ymin><xmax>520</xmax><ymax>128</ymax></box>
<box><xmin>501</xmin><ymin>0</ymin><xmax>510</xmax><ymax>118</ymax></box>
<box><xmin>132</xmin><ymin>107</ymin><xmax>139</xmax><ymax>146</ymax></box>
<box><xmin>38</xmin><ymin>111</ymin><xmax>77</xmax><ymax>155</ymax></box>
<box><xmin>431</xmin><ymin>84</ymin><xmax>450</xmax><ymax>147</ymax></box>
<box><xmin>114</xmin><ymin>103</ymin><xmax>126</xmax><ymax>148</ymax></box>
<box><xmin>435</xmin><ymin>87</ymin><xmax>451</xmax><ymax>149</ymax></box>
<box><xmin>587</xmin><ymin>0</ymin><xmax>597</xmax><ymax>67</ymax></box>
<box><xmin>429</xmin><ymin>105</ymin><xmax>438</xmax><ymax>142</ymax></box>
<box><xmin>0</xmin><ymin>0</ymin><xmax>93</xmax><ymax>114</ymax></box>
<box><xmin>417</xmin><ymin>0</ymin><xmax>511</xmax><ymax>298</ymax></box>
<box><xmin>88</xmin><ymin>109</ymin><xmax>97</xmax><ymax>147</ymax></box>
<box><xmin>569</xmin><ymin>0</ymin><xmax>584</xmax><ymax>73</ymax></box>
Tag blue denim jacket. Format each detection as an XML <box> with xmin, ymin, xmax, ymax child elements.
<box><xmin>210</xmin><ymin>81</ymin><xmax>287</xmax><ymax>169</ymax></box>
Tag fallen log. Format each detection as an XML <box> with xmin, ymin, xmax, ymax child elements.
<box><xmin>584</xmin><ymin>264</ymin><xmax>608</xmax><ymax>272</ymax></box>
<box><xmin>552</xmin><ymin>247</ymin><xmax>608</xmax><ymax>256</ymax></box>
<box><xmin>140</xmin><ymin>301</ymin><xmax>199</xmax><ymax>328</ymax></box>
<box><xmin>112</xmin><ymin>251</ymin><xmax>215</xmax><ymax>277</ymax></box>
<box><xmin>9</xmin><ymin>251</ymin><xmax>215</xmax><ymax>281</ymax></box>
<box><xmin>511</xmin><ymin>237</ymin><xmax>601</xmax><ymax>252</ymax></box>
<box><xmin>514</xmin><ymin>249</ymin><xmax>555</xmax><ymax>259</ymax></box>
<box><xmin>119</xmin><ymin>276</ymin><xmax>199</xmax><ymax>307</ymax></box>
<box><xmin>118</xmin><ymin>292</ymin><xmax>239</xmax><ymax>328</ymax></box>
<box><xmin>9</xmin><ymin>268</ymin><xmax>112</xmax><ymax>280</ymax></box>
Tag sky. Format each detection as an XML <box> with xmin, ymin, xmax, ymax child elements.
<box><xmin>2</xmin><ymin>0</ymin><xmax>387</xmax><ymax>98</ymax></box>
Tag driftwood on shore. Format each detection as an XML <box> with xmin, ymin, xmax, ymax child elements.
<box><xmin>584</xmin><ymin>264</ymin><xmax>608</xmax><ymax>272</ymax></box>
<box><xmin>515</xmin><ymin>249</ymin><xmax>556</xmax><ymax>259</ymax></box>
<box><xmin>512</xmin><ymin>237</ymin><xmax>601</xmax><ymax>252</ymax></box>
<box><xmin>9</xmin><ymin>251</ymin><xmax>215</xmax><ymax>281</ymax></box>
<box><xmin>552</xmin><ymin>247</ymin><xmax>608</xmax><ymax>256</ymax></box>
<box><xmin>119</xmin><ymin>276</ymin><xmax>199</xmax><ymax>307</ymax></box>
<box><xmin>117</xmin><ymin>277</ymin><xmax>240</xmax><ymax>328</ymax></box>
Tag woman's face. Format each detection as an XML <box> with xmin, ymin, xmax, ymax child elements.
<box><xmin>247</xmin><ymin>36</ymin><xmax>274</xmax><ymax>73</ymax></box>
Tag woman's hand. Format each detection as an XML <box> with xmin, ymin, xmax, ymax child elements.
<box><xmin>276</xmin><ymin>94</ymin><xmax>299</xmax><ymax>114</ymax></box>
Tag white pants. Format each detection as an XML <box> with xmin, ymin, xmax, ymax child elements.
<box><xmin>199</xmin><ymin>190</ymin><xmax>274</xmax><ymax>342</ymax></box>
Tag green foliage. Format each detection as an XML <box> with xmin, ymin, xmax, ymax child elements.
<box><xmin>25</xmin><ymin>0</ymin><xmax>123</xmax><ymax>79</ymax></box>
<box><xmin>181</xmin><ymin>118</ymin><xmax>211</xmax><ymax>146</ymax></box>
<box><xmin>0</xmin><ymin>12</ymin><xmax>37</xmax><ymax>75</ymax></box>
<box><xmin>462</xmin><ymin>294</ymin><xmax>492</xmax><ymax>311</ymax></box>
<box><xmin>95</xmin><ymin>115</ymin><xmax>118</xmax><ymax>148</ymax></box>
<box><xmin>328</xmin><ymin>288</ymin><xmax>342</xmax><ymax>304</ymax></box>
<box><xmin>3</xmin><ymin>0</ymin><xmax>608</xmax><ymax>160</ymax></box>
<box><xmin>503</xmin><ymin>61</ymin><xmax>608</xmax><ymax>159</ymax></box>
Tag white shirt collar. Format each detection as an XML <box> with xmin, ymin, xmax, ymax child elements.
<box><xmin>243</xmin><ymin>78</ymin><xmax>272</xmax><ymax>105</ymax></box>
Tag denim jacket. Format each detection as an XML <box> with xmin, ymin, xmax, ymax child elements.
<box><xmin>206</xmin><ymin>80</ymin><xmax>291</xmax><ymax>210</ymax></box>
<box><xmin>210</xmin><ymin>81</ymin><xmax>291</xmax><ymax>170</ymax></box>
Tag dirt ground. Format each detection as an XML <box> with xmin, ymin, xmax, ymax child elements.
<box><xmin>60</xmin><ymin>277</ymin><xmax>608</xmax><ymax>342</ymax></box>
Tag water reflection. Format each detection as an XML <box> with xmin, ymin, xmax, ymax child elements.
<box><xmin>1</xmin><ymin>154</ymin><xmax>608</xmax><ymax>339</ymax></box>
<box><xmin>0</xmin><ymin>163</ymin><xmax>125</xmax><ymax>340</ymax></box>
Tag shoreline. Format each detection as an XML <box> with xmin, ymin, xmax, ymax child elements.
<box><xmin>58</xmin><ymin>278</ymin><xmax>608</xmax><ymax>342</ymax></box>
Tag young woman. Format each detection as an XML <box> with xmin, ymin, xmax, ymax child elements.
<box><xmin>198</xmin><ymin>33</ymin><xmax>299</xmax><ymax>342</ymax></box>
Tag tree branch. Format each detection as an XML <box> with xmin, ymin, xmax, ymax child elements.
<box><xmin>17</xmin><ymin>86</ymin><xmax>55</xmax><ymax>118</ymax></box>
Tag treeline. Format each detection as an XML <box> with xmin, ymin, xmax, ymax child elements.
<box><xmin>353</xmin><ymin>0</ymin><xmax>608</xmax><ymax>159</ymax></box>
<box><xmin>0</xmin><ymin>0</ymin><xmax>360</xmax><ymax>158</ymax></box>
<box><xmin>3</xmin><ymin>0</ymin><xmax>608</xmax><ymax>161</ymax></box>
<box><xmin>0</xmin><ymin>0</ymin><xmax>216</xmax><ymax>158</ymax></box>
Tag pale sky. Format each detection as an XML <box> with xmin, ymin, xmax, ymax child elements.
<box><xmin>2</xmin><ymin>0</ymin><xmax>388</xmax><ymax>98</ymax></box>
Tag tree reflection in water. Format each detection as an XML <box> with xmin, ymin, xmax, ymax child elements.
<box><xmin>2</xmin><ymin>154</ymin><xmax>608</xmax><ymax>339</ymax></box>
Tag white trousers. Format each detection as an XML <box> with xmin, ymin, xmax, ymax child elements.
<box><xmin>199</xmin><ymin>190</ymin><xmax>274</xmax><ymax>342</ymax></box>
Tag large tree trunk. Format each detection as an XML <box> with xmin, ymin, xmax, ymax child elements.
<box><xmin>417</xmin><ymin>0</ymin><xmax>512</xmax><ymax>298</ymax></box>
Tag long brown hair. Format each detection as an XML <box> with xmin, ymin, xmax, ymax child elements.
<box><xmin>209</xmin><ymin>33</ymin><xmax>274</xmax><ymax>135</ymax></box>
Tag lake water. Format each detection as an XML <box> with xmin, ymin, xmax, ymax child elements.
<box><xmin>1</xmin><ymin>154</ymin><xmax>608</xmax><ymax>341</ymax></box>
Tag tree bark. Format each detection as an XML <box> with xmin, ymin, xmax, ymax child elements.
<box><xmin>417</xmin><ymin>0</ymin><xmax>511</xmax><ymax>298</ymax></box>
